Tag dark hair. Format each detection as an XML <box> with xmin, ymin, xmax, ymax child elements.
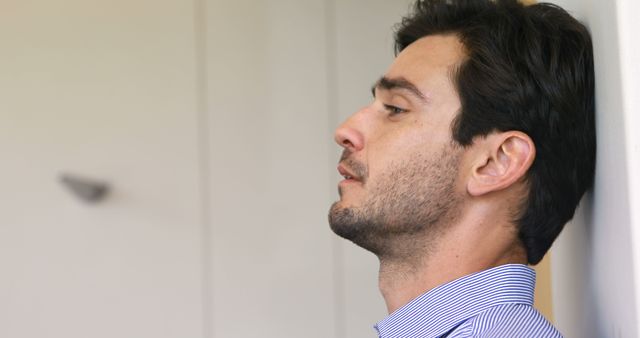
<box><xmin>395</xmin><ymin>0</ymin><xmax>596</xmax><ymax>264</ymax></box>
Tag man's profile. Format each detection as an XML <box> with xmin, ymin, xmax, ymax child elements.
<box><xmin>328</xmin><ymin>0</ymin><xmax>595</xmax><ymax>337</ymax></box>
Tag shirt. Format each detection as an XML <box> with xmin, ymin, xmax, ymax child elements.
<box><xmin>374</xmin><ymin>264</ymin><xmax>562</xmax><ymax>338</ymax></box>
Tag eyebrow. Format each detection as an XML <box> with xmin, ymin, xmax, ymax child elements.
<box><xmin>371</xmin><ymin>76</ymin><xmax>429</xmax><ymax>103</ymax></box>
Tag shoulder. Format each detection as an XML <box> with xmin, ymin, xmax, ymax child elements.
<box><xmin>474</xmin><ymin>304</ymin><xmax>562</xmax><ymax>338</ymax></box>
<box><xmin>448</xmin><ymin>304</ymin><xmax>563</xmax><ymax>338</ymax></box>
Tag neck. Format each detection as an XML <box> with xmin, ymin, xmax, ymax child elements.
<box><xmin>377</xmin><ymin>213</ymin><xmax>527</xmax><ymax>314</ymax></box>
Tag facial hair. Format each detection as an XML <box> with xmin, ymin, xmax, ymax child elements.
<box><xmin>328</xmin><ymin>144</ymin><xmax>462</xmax><ymax>262</ymax></box>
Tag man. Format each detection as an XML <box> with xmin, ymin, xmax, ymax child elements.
<box><xmin>328</xmin><ymin>0</ymin><xmax>595</xmax><ymax>337</ymax></box>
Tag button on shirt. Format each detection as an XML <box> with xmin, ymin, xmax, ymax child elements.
<box><xmin>374</xmin><ymin>264</ymin><xmax>562</xmax><ymax>338</ymax></box>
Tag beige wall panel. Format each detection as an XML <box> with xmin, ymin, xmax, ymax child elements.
<box><xmin>533</xmin><ymin>253</ymin><xmax>554</xmax><ymax>322</ymax></box>
<box><xmin>0</xmin><ymin>0</ymin><xmax>204</xmax><ymax>337</ymax></box>
<box><xmin>205</xmin><ymin>0</ymin><xmax>336</xmax><ymax>337</ymax></box>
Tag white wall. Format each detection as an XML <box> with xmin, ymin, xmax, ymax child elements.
<box><xmin>551</xmin><ymin>0</ymin><xmax>640</xmax><ymax>337</ymax></box>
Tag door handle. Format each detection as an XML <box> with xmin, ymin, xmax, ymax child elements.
<box><xmin>59</xmin><ymin>173</ymin><xmax>110</xmax><ymax>203</ymax></box>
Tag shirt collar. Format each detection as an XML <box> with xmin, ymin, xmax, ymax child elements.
<box><xmin>374</xmin><ymin>264</ymin><xmax>536</xmax><ymax>338</ymax></box>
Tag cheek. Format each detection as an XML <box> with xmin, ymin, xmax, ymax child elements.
<box><xmin>367</xmin><ymin>136</ymin><xmax>426</xmax><ymax>180</ymax></box>
<box><xmin>364</xmin><ymin>117</ymin><xmax>454</xmax><ymax>178</ymax></box>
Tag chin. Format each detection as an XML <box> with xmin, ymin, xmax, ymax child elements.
<box><xmin>329</xmin><ymin>203</ymin><xmax>378</xmax><ymax>251</ymax></box>
<box><xmin>328</xmin><ymin>202</ymin><xmax>351</xmax><ymax>233</ymax></box>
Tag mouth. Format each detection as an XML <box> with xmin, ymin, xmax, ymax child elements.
<box><xmin>337</xmin><ymin>163</ymin><xmax>360</xmax><ymax>183</ymax></box>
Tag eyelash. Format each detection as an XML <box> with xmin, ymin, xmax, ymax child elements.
<box><xmin>383</xmin><ymin>104</ymin><xmax>408</xmax><ymax>116</ymax></box>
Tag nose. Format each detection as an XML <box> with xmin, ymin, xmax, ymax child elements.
<box><xmin>334</xmin><ymin>110</ymin><xmax>365</xmax><ymax>152</ymax></box>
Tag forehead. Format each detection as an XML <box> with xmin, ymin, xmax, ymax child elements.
<box><xmin>385</xmin><ymin>34</ymin><xmax>466</xmax><ymax>92</ymax></box>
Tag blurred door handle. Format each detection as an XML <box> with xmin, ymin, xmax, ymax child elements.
<box><xmin>60</xmin><ymin>173</ymin><xmax>110</xmax><ymax>203</ymax></box>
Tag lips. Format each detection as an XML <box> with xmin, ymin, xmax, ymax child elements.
<box><xmin>337</xmin><ymin>163</ymin><xmax>359</xmax><ymax>182</ymax></box>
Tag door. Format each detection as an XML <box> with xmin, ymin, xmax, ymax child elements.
<box><xmin>0</xmin><ymin>1</ymin><xmax>204</xmax><ymax>337</ymax></box>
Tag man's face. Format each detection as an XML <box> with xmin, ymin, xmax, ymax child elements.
<box><xmin>329</xmin><ymin>35</ymin><xmax>468</xmax><ymax>258</ymax></box>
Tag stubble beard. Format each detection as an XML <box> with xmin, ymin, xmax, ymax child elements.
<box><xmin>328</xmin><ymin>145</ymin><xmax>463</xmax><ymax>263</ymax></box>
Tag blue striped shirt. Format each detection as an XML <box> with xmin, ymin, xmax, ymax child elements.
<box><xmin>374</xmin><ymin>264</ymin><xmax>562</xmax><ymax>337</ymax></box>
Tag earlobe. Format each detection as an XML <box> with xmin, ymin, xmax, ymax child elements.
<box><xmin>467</xmin><ymin>132</ymin><xmax>535</xmax><ymax>197</ymax></box>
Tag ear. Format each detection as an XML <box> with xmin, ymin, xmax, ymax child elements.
<box><xmin>467</xmin><ymin>131</ymin><xmax>536</xmax><ymax>197</ymax></box>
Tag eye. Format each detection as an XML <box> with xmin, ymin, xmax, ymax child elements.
<box><xmin>383</xmin><ymin>104</ymin><xmax>408</xmax><ymax>116</ymax></box>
